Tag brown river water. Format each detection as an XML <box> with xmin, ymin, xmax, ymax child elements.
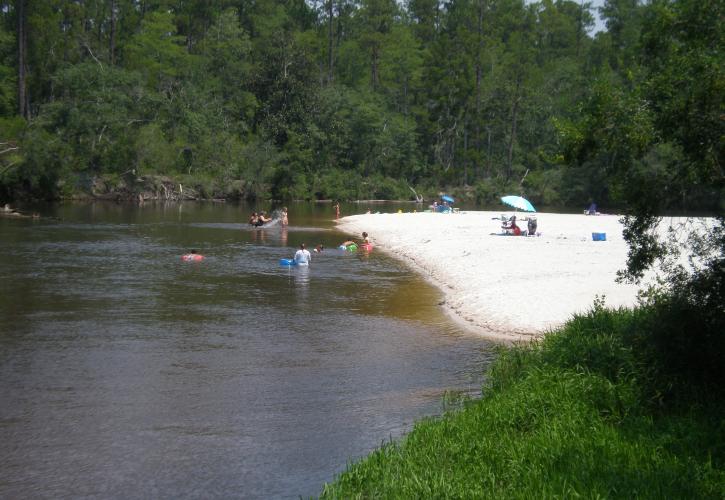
<box><xmin>0</xmin><ymin>201</ymin><xmax>495</xmax><ymax>498</ymax></box>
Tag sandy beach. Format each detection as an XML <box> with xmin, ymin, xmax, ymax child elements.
<box><xmin>337</xmin><ymin>211</ymin><xmax>657</xmax><ymax>342</ymax></box>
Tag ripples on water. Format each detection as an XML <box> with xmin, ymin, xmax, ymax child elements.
<box><xmin>0</xmin><ymin>203</ymin><xmax>494</xmax><ymax>498</ymax></box>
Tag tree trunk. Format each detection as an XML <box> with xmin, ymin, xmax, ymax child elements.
<box><xmin>507</xmin><ymin>79</ymin><xmax>521</xmax><ymax>181</ymax></box>
<box><xmin>403</xmin><ymin>76</ymin><xmax>408</xmax><ymax>117</ymax></box>
<box><xmin>327</xmin><ymin>0</ymin><xmax>334</xmax><ymax>84</ymax></box>
<box><xmin>109</xmin><ymin>0</ymin><xmax>117</xmax><ymax>65</ymax></box>
<box><xmin>486</xmin><ymin>125</ymin><xmax>492</xmax><ymax>178</ymax></box>
<box><xmin>475</xmin><ymin>0</ymin><xmax>484</xmax><ymax>179</ymax></box>
<box><xmin>576</xmin><ymin>0</ymin><xmax>584</xmax><ymax>57</ymax></box>
<box><xmin>463</xmin><ymin>120</ymin><xmax>469</xmax><ymax>185</ymax></box>
<box><xmin>371</xmin><ymin>45</ymin><xmax>379</xmax><ymax>89</ymax></box>
<box><xmin>17</xmin><ymin>0</ymin><xmax>28</xmax><ymax>119</ymax></box>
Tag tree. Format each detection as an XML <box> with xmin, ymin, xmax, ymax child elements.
<box><xmin>357</xmin><ymin>0</ymin><xmax>399</xmax><ymax>90</ymax></box>
<box><xmin>0</xmin><ymin>15</ymin><xmax>16</xmax><ymax>117</ymax></box>
<box><xmin>559</xmin><ymin>0</ymin><xmax>723</xmax><ymax>283</ymax></box>
<box><xmin>124</xmin><ymin>11</ymin><xmax>190</xmax><ymax>91</ymax></box>
<box><xmin>16</xmin><ymin>0</ymin><xmax>27</xmax><ymax>118</ymax></box>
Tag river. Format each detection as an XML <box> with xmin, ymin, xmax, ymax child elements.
<box><xmin>0</xmin><ymin>201</ymin><xmax>494</xmax><ymax>498</ymax></box>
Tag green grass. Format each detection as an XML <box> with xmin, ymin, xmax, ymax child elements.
<box><xmin>320</xmin><ymin>304</ymin><xmax>725</xmax><ymax>499</ymax></box>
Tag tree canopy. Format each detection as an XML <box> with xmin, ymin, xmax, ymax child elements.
<box><xmin>0</xmin><ymin>0</ymin><xmax>721</xmax><ymax>213</ymax></box>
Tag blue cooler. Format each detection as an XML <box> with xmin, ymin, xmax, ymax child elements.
<box><xmin>592</xmin><ymin>232</ymin><xmax>606</xmax><ymax>241</ymax></box>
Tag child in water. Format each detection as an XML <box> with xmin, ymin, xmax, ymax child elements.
<box><xmin>340</xmin><ymin>232</ymin><xmax>370</xmax><ymax>250</ymax></box>
<box><xmin>182</xmin><ymin>249</ymin><xmax>204</xmax><ymax>262</ymax></box>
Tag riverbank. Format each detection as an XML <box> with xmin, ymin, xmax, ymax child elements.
<box><xmin>321</xmin><ymin>304</ymin><xmax>725</xmax><ymax>497</ymax></box>
<box><xmin>337</xmin><ymin>211</ymin><xmax>658</xmax><ymax>341</ymax></box>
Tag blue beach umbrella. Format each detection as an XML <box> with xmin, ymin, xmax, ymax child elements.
<box><xmin>501</xmin><ymin>195</ymin><xmax>536</xmax><ymax>212</ymax></box>
<box><xmin>441</xmin><ymin>195</ymin><xmax>455</xmax><ymax>203</ymax></box>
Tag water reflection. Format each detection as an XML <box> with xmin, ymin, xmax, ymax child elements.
<box><xmin>0</xmin><ymin>202</ymin><xmax>493</xmax><ymax>499</ymax></box>
<box><xmin>290</xmin><ymin>264</ymin><xmax>311</xmax><ymax>299</ymax></box>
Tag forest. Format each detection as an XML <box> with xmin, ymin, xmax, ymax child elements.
<box><xmin>0</xmin><ymin>0</ymin><xmax>722</xmax><ymax>211</ymax></box>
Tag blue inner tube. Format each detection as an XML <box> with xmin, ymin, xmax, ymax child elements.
<box><xmin>279</xmin><ymin>258</ymin><xmax>296</xmax><ymax>266</ymax></box>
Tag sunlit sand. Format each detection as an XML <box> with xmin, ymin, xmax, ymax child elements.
<box><xmin>338</xmin><ymin>211</ymin><xmax>661</xmax><ymax>342</ymax></box>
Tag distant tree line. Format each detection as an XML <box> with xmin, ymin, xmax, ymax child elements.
<box><xmin>0</xmin><ymin>0</ymin><xmax>721</xmax><ymax>211</ymax></box>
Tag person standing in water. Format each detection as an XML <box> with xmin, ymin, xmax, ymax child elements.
<box><xmin>280</xmin><ymin>207</ymin><xmax>289</xmax><ymax>226</ymax></box>
<box><xmin>334</xmin><ymin>201</ymin><xmax>340</xmax><ymax>219</ymax></box>
<box><xmin>294</xmin><ymin>243</ymin><xmax>312</xmax><ymax>266</ymax></box>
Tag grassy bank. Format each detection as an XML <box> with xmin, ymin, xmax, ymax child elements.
<box><xmin>321</xmin><ymin>301</ymin><xmax>725</xmax><ymax>498</ymax></box>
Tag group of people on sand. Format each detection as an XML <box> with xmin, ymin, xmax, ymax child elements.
<box><xmin>500</xmin><ymin>215</ymin><xmax>537</xmax><ymax>237</ymax></box>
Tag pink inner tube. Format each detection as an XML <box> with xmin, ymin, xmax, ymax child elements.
<box><xmin>182</xmin><ymin>254</ymin><xmax>204</xmax><ymax>262</ymax></box>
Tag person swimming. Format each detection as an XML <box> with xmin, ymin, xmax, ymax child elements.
<box><xmin>182</xmin><ymin>249</ymin><xmax>204</xmax><ymax>262</ymax></box>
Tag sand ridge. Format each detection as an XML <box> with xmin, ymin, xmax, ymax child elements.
<box><xmin>337</xmin><ymin>211</ymin><xmax>647</xmax><ymax>342</ymax></box>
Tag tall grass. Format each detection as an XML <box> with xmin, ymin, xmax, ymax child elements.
<box><xmin>320</xmin><ymin>301</ymin><xmax>725</xmax><ymax>498</ymax></box>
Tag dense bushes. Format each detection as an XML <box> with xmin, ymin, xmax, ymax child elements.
<box><xmin>321</xmin><ymin>295</ymin><xmax>725</xmax><ymax>498</ymax></box>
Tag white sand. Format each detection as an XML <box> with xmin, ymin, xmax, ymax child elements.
<box><xmin>337</xmin><ymin>211</ymin><xmax>651</xmax><ymax>342</ymax></box>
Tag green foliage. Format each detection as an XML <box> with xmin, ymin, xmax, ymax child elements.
<box><xmin>33</xmin><ymin>63</ymin><xmax>153</xmax><ymax>177</ymax></box>
<box><xmin>0</xmin><ymin>0</ymin><xmax>719</xmax><ymax>213</ymax></box>
<box><xmin>0</xmin><ymin>22</ymin><xmax>15</xmax><ymax>117</ymax></box>
<box><xmin>558</xmin><ymin>0</ymin><xmax>723</xmax><ymax>288</ymax></box>
<box><xmin>312</xmin><ymin>169</ymin><xmax>357</xmax><ymax>201</ymax></box>
<box><xmin>123</xmin><ymin>11</ymin><xmax>191</xmax><ymax>91</ymax></box>
<box><xmin>322</xmin><ymin>303</ymin><xmax>725</xmax><ymax>498</ymax></box>
<box><xmin>135</xmin><ymin>123</ymin><xmax>176</xmax><ymax>175</ymax></box>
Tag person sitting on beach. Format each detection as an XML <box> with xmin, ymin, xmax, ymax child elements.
<box><xmin>362</xmin><ymin>232</ymin><xmax>370</xmax><ymax>244</ymax></box>
<box><xmin>294</xmin><ymin>243</ymin><xmax>311</xmax><ymax>265</ymax></box>
<box><xmin>502</xmin><ymin>215</ymin><xmax>522</xmax><ymax>236</ymax></box>
<box><xmin>585</xmin><ymin>202</ymin><xmax>600</xmax><ymax>216</ymax></box>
